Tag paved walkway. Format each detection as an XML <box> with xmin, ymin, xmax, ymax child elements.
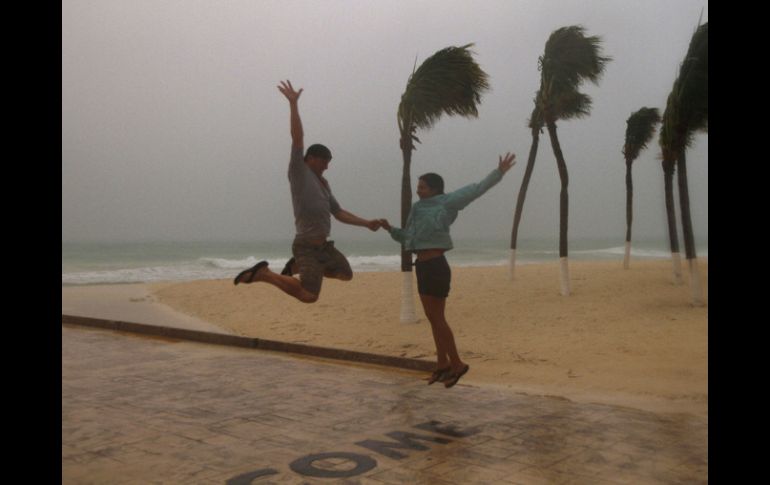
<box><xmin>62</xmin><ymin>325</ymin><xmax>707</xmax><ymax>484</ymax></box>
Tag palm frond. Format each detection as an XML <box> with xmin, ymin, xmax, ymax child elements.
<box><xmin>661</xmin><ymin>22</ymin><xmax>708</xmax><ymax>157</ymax></box>
<box><xmin>659</xmin><ymin>91</ymin><xmax>677</xmax><ymax>162</ymax></box>
<box><xmin>527</xmin><ymin>96</ymin><xmax>544</xmax><ymax>131</ymax></box>
<box><xmin>623</xmin><ymin>107</ymin><xmax>661</xmax><ymax>162</ymax></box>
<box><xmin>398</xmin><ymin>44</ymin><xmax>490</xmax><ymax>138</ymax></box>
<box><xmin>536</xmin><ymin>83</ymin><xmax>593</xmax><ymax>122</ymax></box>
<box><xmin>537</xmin><ymin>25</ymin><xmax>611</xmax><ymax>122</ymax></box>
<box><xmin>541</xmin><ymin>26</ymin><xmax>611</xmax><ymax>89</ymax></box>
<box><xmin>554</xmin><ymin>91</ymin><xmax>592</xmax><ymax>120</ymax></box>
<box><xmin>676</xmin><ymin>23</ymin><xmax>708</xmax><ymax>144</ymax></box>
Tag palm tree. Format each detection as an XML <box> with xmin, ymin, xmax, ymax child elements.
<box><xmin>662</xmin><ymin>22</ymin><xmax>708</xmax><ymax>305</ymax></box>
<box><xmin>658</xmin><ymin>112</ymin><xmax>684</xmax><ymax>285</ymax></box>
<box><xmin>537</xmin><ymin>26</ymin><xmax>611</xmax><ymax>295</ymax></box>
<box><xmin>622</xmin><ymin>107</ymin><xmax>661</xmax><ymax>269</ymax></box>
<box><xmin>396</xmin><ymin>44</ymin><xmax>489</xmax><ymax>322</ymax></box>
<box><xmin>508</xmin><ymin>100</ymin><xmax>544</xmax><ymax>281</ymax></box>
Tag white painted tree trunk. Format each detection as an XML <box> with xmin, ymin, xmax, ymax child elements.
<box><xmin>508</xmin><ymin>249</ymin><xmax>517</xmax><ymax>281</ymax></box>
<box><xmin>623</xmin><ymin>241</ymin><xmax>631</xmax><ymax>269</ymax></box>
<box><xmin>671</xmin><ymin>252</ymin><xmax>684</xmax><ymax>285</ymax></box>
<box><xmin>559</xmin><ymin>257</ymin><xmax>570</xmax><ymax>296</ymax></box>
<box><xmin>400</xmin><ymin>271</ymin><xmax>419</xmax><ymax>323</ymax></box>
<box><xmin>687</xmin><ymin>258</ymin><xmax>705</xmax><ymax>307</ymax></box>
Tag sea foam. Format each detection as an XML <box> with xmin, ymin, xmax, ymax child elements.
<box><xmin>62</xmin><ymin>239</ymin><xmax>706</xmax><ymax>286</ymax></box>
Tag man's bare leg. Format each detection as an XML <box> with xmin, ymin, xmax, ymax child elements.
<box><xmin>283</xmin><ymin>260</ymin><xmax>352</xmax><ymax>282</ymax></box>
<box><xmin>238</xmin><ymin>265</ymin><xmax>318</xmax><ymax>303</ymax></box>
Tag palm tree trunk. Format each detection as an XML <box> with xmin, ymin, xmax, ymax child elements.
<box><xmin>676</xmin><ymin>151</ymin><xmax>704</xmax><ymax>306</ymax></box>
<box><xmin>399</xmin><ymin>142</ymin><xmax>418</xmax><ymax>323</ymax></box>
<box><xmin>624</xmin><ymin>159</ymin><xmax>633</xmax><ymax>269</ymax></box>
<box><xmin>509</xmin><ymin>127</ymin><xmax>540</xmax><ymax>281</ymax></box>
<box><xmin>662</xmin><ymin>159</ymin><xmax>683</xmax><ymax>285</ymax></box>
<box><xmin>546</xmin><ymin>120</ymin><xmax>570</xmax><ymax>296</ymax></box>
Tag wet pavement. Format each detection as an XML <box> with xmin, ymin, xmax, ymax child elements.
<box><xmin>62</xmin><ymin>324</ymin><xmax>707</xmax><ymax>484</ymax></box>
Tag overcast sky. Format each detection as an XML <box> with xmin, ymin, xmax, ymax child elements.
<box><xmin>62</xmin><ymin>0</ymin><xmax>708</xmax><ymax>245</ymax></box>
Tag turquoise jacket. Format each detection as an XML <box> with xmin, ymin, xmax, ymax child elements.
<box><xmin>388</xmin><ymin>168</ymin><xmax>504</xmax><ymax>251</ymax></box>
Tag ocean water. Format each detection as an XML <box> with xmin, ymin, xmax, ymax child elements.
<box><xmin>61</xmin><ymin>238</ymin><xmax>707</xmax><ymax>286</ymax></box>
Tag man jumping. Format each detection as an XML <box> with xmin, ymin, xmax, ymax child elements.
<box><xmin>233</xmin><ymin>80</ymin><xmax>381</xmax><ymax>303</ymax></box>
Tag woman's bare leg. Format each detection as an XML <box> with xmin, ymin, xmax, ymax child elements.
<box><xmin>419</xmin><ymin>294</ymin><xmax>464</xmax><ymax>372</ymax></box>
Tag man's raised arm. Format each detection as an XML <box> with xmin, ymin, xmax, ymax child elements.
<box><xmin>277</xmin><ymin>80</ymin><xmax>304</xmax><ymax>149</ymax></box>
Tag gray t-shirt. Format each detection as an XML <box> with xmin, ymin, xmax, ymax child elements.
<box><xmin>288</xmin><ymin>147</ymin><xmax>341</xmax><ymax>242</ymax></box>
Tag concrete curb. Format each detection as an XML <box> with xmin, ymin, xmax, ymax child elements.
<box><xmin>62</xmin><ymin>314</ymin><xmax>435</xmax><ymax>373</ymax></box>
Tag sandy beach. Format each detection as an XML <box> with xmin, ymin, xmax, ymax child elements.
<box><xmin>63</xmin><ymin>258</ymin><xmax>707</xmax><ymax>418</ymax></box>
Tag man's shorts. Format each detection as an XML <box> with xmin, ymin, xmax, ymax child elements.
<box><xmin>292</xmin><ymin>240</ymin><xmax>353</xmax><ymax>296</ymax></box>
<box><xmin>415</xmin><ymin>255</ymin><xmax>451</xmax><ymax>298</ymax></box>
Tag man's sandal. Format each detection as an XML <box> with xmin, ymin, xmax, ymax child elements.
<box><xmin>233</xmin><ymin>261</ymin><xmax>268</xmax><ymax>285</ymax></box>
<box><xmin>281</xmin><ymin>257</ymin><xmax>296</xmax><ymax>276</ymax></box>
